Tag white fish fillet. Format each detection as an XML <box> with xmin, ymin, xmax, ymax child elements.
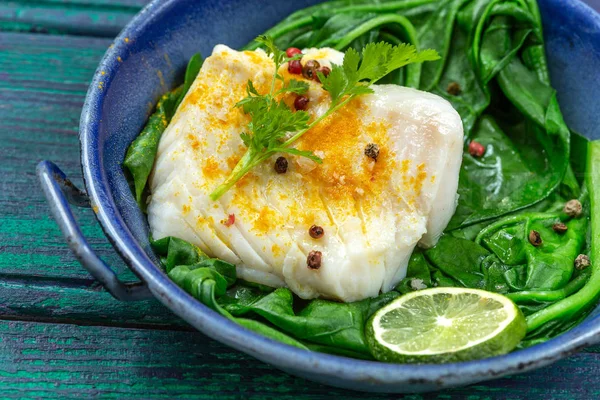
<box><xmin>148</xmin><ymin>45</ymin><xmax>464</xmax><ymax>302</ymax></box>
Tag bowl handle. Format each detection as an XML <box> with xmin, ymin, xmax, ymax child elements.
<box><xmin>36</xmin><ymin>160</ymin><xmax>153</xmax><ymax>302</ymax></box>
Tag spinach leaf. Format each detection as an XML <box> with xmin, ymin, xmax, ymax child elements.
<box><xmin>124</xmin><ymin>88</ymin><xmax>181</xmax><ymax>208</ymax></box>
<box><xmin>168</xmin><ymin>263</ymin><xmax>307</xmax><ymax>350</ymax></box>
<box><xmin>395</xmin><ymin>252</ymin><xmax>434</xmax><ymax>294</ymax></box>
<box><xmin>151</xmin><ymin>236</ymin><xmax>209</xmax><ymax>273</ymax></box>
<box><xmin>425</xmin><ymin>236</ymin><xmax>487</xmax><ymax>289</ymax></box>
<box><xmin>570</xmin><ymin>131</ymin><xmax>589</xmax><ymax>184</ymax></box>
<box><xmin>448</xmin><ymin>116</ymin><xmax>566</xmax><ymax>229</ymax></box>
<box><xmin>235</xmin><ymin>288</ymin><xmax>398</xmax><ymax>355</ymax></box>
<box><xmin>175</xmin><ymin>53</ymin><xmax>204</xmax><ymax>110</ymax></box>
<box><xmin>235</xmin><ymin>318</ymin><xmax>310</xmax><ymax>350</ymax></box>
<box><xmin>395</xmin><ymin>251</ymin><xmax>459</xmax><ymax>294</ymax></box>
<box><xmin>159</xmin><ymin>236</ymin><xmax>397</xmax><ymax>354</ymax></box>
<box><xmin>476</xmin><ymin>213</ymin><xmax>588</xmax><ymax>290</ymax></box>
<box><xmin>523</xmin><ymin>217</ymin><xmax>587</xmax><ymax>290</ymax></box>
<box><xmin>522</xmin><ymin>141</ymin><xmax>600</xmax><ymax>336</ymax></box>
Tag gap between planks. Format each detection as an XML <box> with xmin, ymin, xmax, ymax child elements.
<box><xmin>0</xmin><ymin>275</ymin><xmax>188</xmax><ymax>330</ymax></box>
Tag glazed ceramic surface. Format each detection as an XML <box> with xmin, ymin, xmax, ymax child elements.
<box><xmin>37</xmin><ymin>0</ymin><xmax>600</xmax><ymax>393</ymax></box>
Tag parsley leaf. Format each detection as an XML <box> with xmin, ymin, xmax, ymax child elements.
<box><xmin>277</xmin><ymin>79</ymin><xmax>309</xmax><ymax>95</ymax></box>
<box><xmin>319</xmin><ymin>41</ymin><xmax>440</xmax><ymax>106</ymax></box>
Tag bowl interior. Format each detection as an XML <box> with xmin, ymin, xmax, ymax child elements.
<box><xmin>81</xmin><ymin>0</ymin><xmax>600</xmax><ymax>392</ymax></box>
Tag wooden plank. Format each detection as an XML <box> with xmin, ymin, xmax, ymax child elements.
<box><xmin>0</xmin><ymin>32</ymin><xmax>128</xmax><ymax>282</ymax></box>
<box><xmin>0</xmin><ymin>32</ymin><xmax>193</xmax><ymax>327</ymax></box>
<box><xmin>0</xmin><ymin>278</ymin><xmax>186</xmax><ymax>328</ymax></box>
<box><xmin>0</xmin><ymin>320</ymin><xmax>598</xmax><ymax>399</ymax></box>
<box><xmin>34</xmin><ymin>0</ymin><xmax>148</xmax><ymax>6</ymax></box>
<box><xmin>0</xmin><ymin>0</ymin><xmax>149</xmax><ymax>37</ymax></box>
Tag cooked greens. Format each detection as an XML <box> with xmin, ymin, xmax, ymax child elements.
<box><xmin>154</xmin><ymin>237</ymin><xmax>400</xmax><ymax>356</ymax></box>
<box><xmin>124</xmin><ymin>0</ymin><xmax>600</xmax><ymax>361</ymax></box>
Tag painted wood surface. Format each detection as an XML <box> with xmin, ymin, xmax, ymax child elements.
<box><xmin>1</xmin><ymin>320</ymin><xmax>600</xmax><ymax>399</ymax></box>
<box><xmin>1</xmin><ymin>0</ymin><xmax>600</xmax><ymax>398</ymax></box>
<box><xmin>0</xmin><ymin>0</ymin><xmax>147</xmax><ymax>36</ymax></box>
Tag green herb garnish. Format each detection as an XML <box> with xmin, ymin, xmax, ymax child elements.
<box><xmin>209</xmin><ymin>36</ymin><xmax>439</xmax><ymax>200</ymax></box>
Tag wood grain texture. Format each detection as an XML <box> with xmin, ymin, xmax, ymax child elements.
<box><xmin>0</xmin><ymin>32</ymin><xmax>179</xmax><ymax>328</ymax></box>
<box><xmin>0</xmin><ymin>0</ymin><xmax>149</xmax><ymax>37</ymax></box>
<box><xmin>0</xmin><ymin>32</ymin><xmax>131</xmax><ymax>281</ymax></box>
<box><xmin>0</xmin><ymin>278</ymin><xmax>186</xmax><ymax>329</ymax></box>
<box><xmin>0</xmin><ymin>320</ymin><xmax>599</xmax><ymax>399</ymax></box>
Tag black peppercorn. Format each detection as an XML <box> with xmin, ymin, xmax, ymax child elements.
<box><xmin>315</xmin><ymin>66</ymin><xmax>331</xmax><ymax>82</ymax></box>
<box><xmin>309</xmin><ymin>225</ymin><xmax>324</xmax><ymax>239</ymax></box>
<box><xmin>564</xmin><ymin>199</ymin><xmax>583</xmax><ymax>218</ymax></box>
<box><xmin>302</xmin><ymin>60</ymin><xmax>320</xmax><ymax>80</ymax></box>
<box><xmin>447</xmin><ymin>81</ymin><xmax>461</xmax><ymax>96</ymax></box>
<box><xmin>575</xmin><ymin>254</ymin><xmax>591</xmax><ymax>270</ymax></box>
<box><xmin>529</xmin><ymin>230</ymin><xmax>542</xmax><ymax>247</ymax></box>
<box><xmin>552</xmin><ymin>223</ymin><xmax>568</xmax><ymax>234</ymax></box>
<box><xmin>274</xmin><ymin>156</ymin><xmax>288</xmax><ymax>174</ymax></box>
<box><xmin>307</xmin><ymin>250</ymin><xmax>322</xmax><ymax>269</ymax></box>
<box><xmin>364</xmin><ymin>143</ymin><xmax>380</xmax><ymax>161</ymax></box>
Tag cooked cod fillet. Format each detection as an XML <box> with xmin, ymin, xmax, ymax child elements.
<box><xmin>148</xmin><ymin>45</ymin><xmax>464</xmax><ymax>302</ymax></box>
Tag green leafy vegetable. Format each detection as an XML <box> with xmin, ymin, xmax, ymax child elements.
<box><xmin>151</xmin><ymin>236</ymin><xmax>208</xmax><ymax>273</ymax></box>
<box><xmin>478</xmin><ymin>213</ymin><xmax>587</xmax><ymax>291</ymax></box>
<box><xmin>124</xmin><ymin>88</ymin><xmax>181</xmax><ymax>208</ymax></box>
<box><xmin>224</xmin><ymin>287</ymin><xmax>398</xmax><ymax>355</ymax></box>
<box><xmin>523</xmin><ymin>141</ymin><xmax>600</xmax><ymax>333</ymax></box>
<box><xmin>157</xmin><ymin>236</ymin><xmax>397</xmax><ymax>355</ymax></box>
<box><xmin>425</xmin><ymin>236</ymin><xmax>487</xmax><ymax>289</ymax></box>
<box><xmin>174</xmin><ymin>53</ymin><xmax>204</xmax><ymax>110</ymax></box>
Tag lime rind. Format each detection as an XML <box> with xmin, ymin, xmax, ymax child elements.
<box><xmin>366</xmin><ymin>287</ymin><xmax>527</xmax><ymax>363</ymax></box>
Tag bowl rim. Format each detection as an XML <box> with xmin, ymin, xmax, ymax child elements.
<box><xmin>79</xmin><ymin>0</ymin><xmax>600</xmax><ymax>390</ymax></box>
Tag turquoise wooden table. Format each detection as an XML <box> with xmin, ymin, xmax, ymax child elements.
<box><xmin>2</xmin><ymin>0</ymin><xmax>600</xmax><ymax>398</ymax></box>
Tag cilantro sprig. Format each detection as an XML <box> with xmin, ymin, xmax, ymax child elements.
<box><xmin>209</xmin><ymin>36</ymin><xmax>439</xmax><ymax>200</ymax></box>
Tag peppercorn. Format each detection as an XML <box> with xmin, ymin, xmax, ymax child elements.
<box><xmin>446</xmin><ymin>81</ymin><xmax>461</xmax><ymax>96</ymax></box>
<box><xmin>288</xmin><ymin>59</ymin><xmax>302</xmax><ymax>75</ymax></box>
<box><xmin>315</xmin><ymin>66</ymin><xmax>331</xmax><ymax>82</ymax></box>
<box><xmin>552</xmin><ymin>222</ymin><xmax>568</xmax><ymax>234</ymax></box>
<box><xmin>274</xmin><ymin>156</ymin><xmax>288</xmax><ymax>174</ymax></box>
<box><xmin>286</xmin><ymin>47</ymin><xmax>302</xmax><ymax>58</ymax></box>
<box><xmin>309</xmin><ymin>225</ymin><xmax>324</xmax><ymax>239</ymax></box>
<box><xmin>575</xmin><ymin>254</ymin><xmax>591</xmax><ymax>270</ymax></box>
<box><xmin>529</xmin><ymin>230</ymin><xmax>542</xmax><ymax>246</ymax></box>
<box><xmin>564</xmin><ymin>199</ymin><xmax>583</xmax><ymax>218</ymax></box>
<box><xmin>364</xmin><ymin>143</ymin><xmax>380</xmax><ymax>161</ymax></box>
<box><xmin>302</xmin><ymin>60</ymin><xmax>320</xmax><ymax>80</ymax></box>
<box><xmin>294</xmin><ymin>95</ymin><xmax>309</xmax><ymax>111</ymax></box>
<box><xmin>307</xmin><ymin>250</ymin><xmax>322</xmax><ymax>269</ymax></box>
<box><xmin>468</xmin><ymin>141</ymin><xmax>486</xmax><ymax>157</ymax></box>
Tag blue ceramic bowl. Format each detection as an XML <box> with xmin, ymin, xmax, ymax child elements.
<box><xmin>37</xmin><ymin>0</ymin><xmax>600</xmax><ymax>393</ymax></box>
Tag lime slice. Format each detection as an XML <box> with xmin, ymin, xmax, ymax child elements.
<box><xmin>366</xmin><ymin>287</ymin><xmax>526</xmax><ymax>363</ymax></box>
